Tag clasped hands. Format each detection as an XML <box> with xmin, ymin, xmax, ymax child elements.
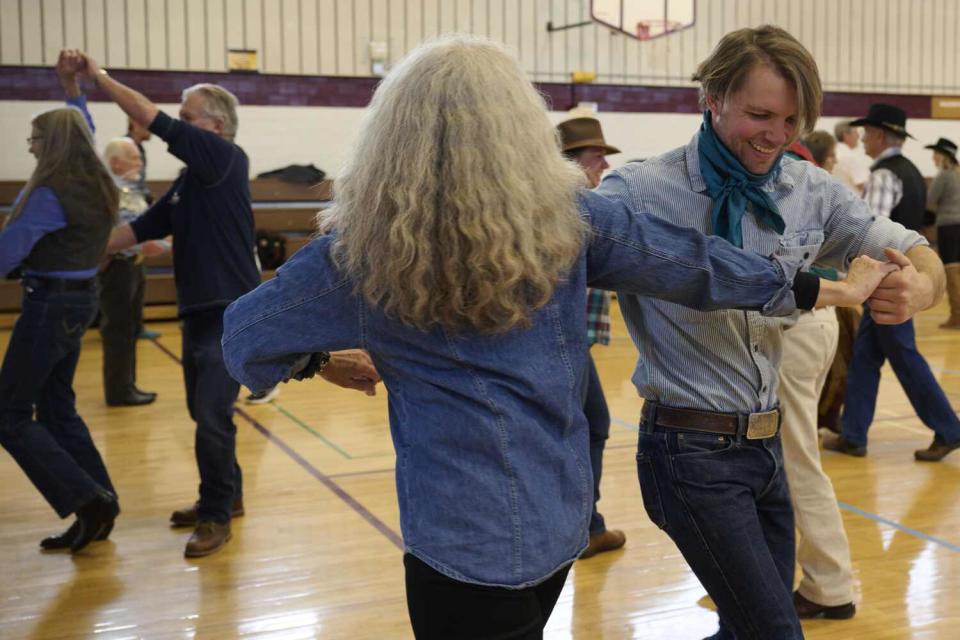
<box><xmin>55</xmin><ymin>49</ymin><xmax>101</xmax><ymax>80</ymax></box>
<box><xmin>842</xmin><ymin>248</ymin><xmax>933</xmax><ymax>324</ymax></box>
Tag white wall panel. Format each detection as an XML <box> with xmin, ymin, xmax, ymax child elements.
<box><xmin>164</xmin><ymin>0</ymin><xmax>187</xmax><ymax>70</ymax></box>
<box><xmin>126</xmin><ymin>0</ymin><xmax>148</xmax><ymax>68</ymax></box>
<box><xmin>3</xmin><ymin>0</ymin><xmax>960</xmax><ymax>96</ymax></box>
<box><xmin>40</xmin><ymin>0</ymin><xmax>64</xmax><ymax>65</ymax></box>
<box><xmin>20</xmin><ymin>0</ymin><xmax>43</xmax><ymax>64</ymax></box>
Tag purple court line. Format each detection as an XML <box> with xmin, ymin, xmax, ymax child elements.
<box><xmin>148</xmin><ymin>337</ymin><xmax>404</xmax><ymax>550</ymax></box>
<box><xmin>327</xmin><ymin>468</ymin><xmax>395</xmax><ymax>479</ymax></box>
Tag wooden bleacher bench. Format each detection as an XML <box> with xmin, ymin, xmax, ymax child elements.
<box><xmin>0</xmin><ymin>178</ymin><xmax>330</xmax><ymax>313</ymax></box>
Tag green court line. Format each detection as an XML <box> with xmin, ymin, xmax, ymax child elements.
<box><xmin>270</xmin><ymin>402</ymin><xmax>355</xmax><ymax>460</ymax></box>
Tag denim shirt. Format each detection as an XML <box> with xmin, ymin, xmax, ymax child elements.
<box><xmin>221</xmin><ymin>189</ymin><xmax>803</xmax><ymax>588</ymax></box>
<box><xmin>597</xmin><ymin>134</ymin><xmax>927</xmax><ymax>413</ymax></box>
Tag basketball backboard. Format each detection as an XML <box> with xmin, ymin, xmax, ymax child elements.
<box><xmin>591</xmin><ymin>0</ymin><xmax>696</xmax><ymax>41</ymax></box>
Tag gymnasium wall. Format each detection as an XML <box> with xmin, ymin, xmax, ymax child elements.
<box><xmin>2</xmin><ymin>0</ymin><xmax>959</xmax><ymax>180</ymax></box>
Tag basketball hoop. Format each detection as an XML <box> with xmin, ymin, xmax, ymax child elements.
<box><xmin>635</xmin><ymin>19</ymin><xmax>684</xmax><ymax>41</ymax></box>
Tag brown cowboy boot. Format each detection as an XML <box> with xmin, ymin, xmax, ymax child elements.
<box><xmin>939</xmin><ymin>263</ymin><xmax>960</xmax><ymax>329</ymax></box>
<box><xmin>170</xmin><ymin>497</ymin><xmax>244</xmax><ymax>527</ymax></box>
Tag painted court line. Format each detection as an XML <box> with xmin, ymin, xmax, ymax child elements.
<box><xmin>149</xmin><ymin>338</ymin><xmax>404</xmax><ymax>550</ymax></box>
<box><xmin>612</xmin><ymin>409</ymin><xmax>959</xmax><ymax>552</ymax></box>
<box><xmin>270</xmin><ymin>402</ymin><xmax>355</xmax><ymax>460</ymax></box>
<box><xmin>838</xmin><ymin>501</ymin><xmax>960</xmax><ymax>553</ymax></box>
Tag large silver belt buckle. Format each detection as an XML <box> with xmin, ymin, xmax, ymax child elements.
<box><xmin>746</xmin><ymin>410</ymin><xmax>779</xmax><ymax>440</ymax></box>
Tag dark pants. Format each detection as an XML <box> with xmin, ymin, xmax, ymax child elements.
<box><xmin>937</xmin><ymin>223</ymin><xmax>960</xmax><ymax>263</ymax></box>
<box><xmin>181</xmin><ymin>308</ymin><xmax>242</xmax><ymax>523</ymax></box>
<box><xmin>403</xmin><ymin>554</ymin><xmax>570</xmax><ymax>639</ymax></box>
<box><xmin>99</xmin><ymin>256</ymin><xmax>146</xmax><ymax>402</ymax></box>
<box><xmin>582</xmin><ymin>353</ymin><xmax>611</xmax><ymax>535</ymax></box>
<box><xmin>636</xmin><ymin>414</ymin><xmax>802</xmax><ymax>640</ymax></box>
<box><xmin>0</xmin><ymin>282</ymin><xmax>115</xmax><ymax>518</ymax></box>
<box><xmin>841</xmin><ymin>310</ymin><xmax>960</xmax><ymax>446</ymax></box>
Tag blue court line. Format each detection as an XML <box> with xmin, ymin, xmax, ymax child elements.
<box><xmin>837</xmin><ymin>502</ymin><xmax>960</xmax><ymax>553</ymax></box>
<box><xmin>612</xmin><ymin>411</ymin><xmax>960</xmax><ymax>553</ymax></box>
<box><xmin>611</xmin><ymin>416</ymin><xmax>639</xmax><ymax>431</ymax></box>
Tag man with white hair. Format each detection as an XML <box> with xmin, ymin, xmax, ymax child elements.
<box><xmin>832</xmin><ymin>119</ymin><xmax>870</xmax><ymax>194</ymax></box>
<box><xmin>97</xmin><ymin>137</ymin><xmax>164</xmax><ymax>406</ymax></box>
<box><xmin>61</xmin><ymin>49</ymin><xmax>258</xmax><ymax>557</ymax></box>
<box><xmin>61</xmin><ymin>48</ymin><xmax>380</xmax><ymax>558</ymax></box>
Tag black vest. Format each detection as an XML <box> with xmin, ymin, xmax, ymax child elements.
<box><xmin>872</xmin><ymin>153</ymin><xmax>926</xmax><ymax>231</ymax></box>
<box><xmin>22</xmin><ymin>179</ymin><xmax>114</xmax><ymax>273</ymax></box>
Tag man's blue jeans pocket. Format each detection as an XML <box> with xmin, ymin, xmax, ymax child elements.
<box><xmin>636</xmin><ymin>431</ymin><xmax>667</xmax><ymax>530</ymax></box>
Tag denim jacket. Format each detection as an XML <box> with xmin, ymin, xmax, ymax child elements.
<box><xmin>221</xmin><ymin>190</ymin><xmax>802</xmax><ymax>588</ymax></box>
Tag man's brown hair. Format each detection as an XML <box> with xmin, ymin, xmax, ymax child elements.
<box><xmin>692</xmin><ymin>25</ymin><xmax>822</xmax><ymax>136</ymax></box>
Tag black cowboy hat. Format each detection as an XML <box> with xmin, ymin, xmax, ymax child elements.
<box><xmin>925</xmin><ymin>137</ymin><xmax>958</xmax><ymax>162</ymax></box>
<box><xmin>850</xmin><ymin>103</ymin><xmax>914</xmax><ymax>139</ymax></box>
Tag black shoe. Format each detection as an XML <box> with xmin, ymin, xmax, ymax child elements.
<box><xmin>794</xmin><ymin>591</ymin><xmax>856</xmax><ymax>620</ymax></box>
<box><xmin>106</xmin><ymin>388</ymin><xmax>157</xmax><ymax>407</ymax></box>
<box><xmin>71</xmin><ymin>492</ymin><xmax>120</xmax><ymax>552</ymax></box>
<box><xmin>914</xmin><ymin>435</ymin><xmax>960</xmax><ymax>462</ymax></box>
<box><xmin>40</xmin><ymin>518</ymin><xmax>113</xmax><ymax>550</ymax></box>
<box><xmin>822</xmin><ymin>434</ymin><xmax>867</xmax><ymax>457</ymax></box>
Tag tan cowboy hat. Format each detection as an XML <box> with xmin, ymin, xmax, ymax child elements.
<box><xmin>556</xmin><ymin>117</ymin><xmax>621</xmax><ymax>155</ymax></box>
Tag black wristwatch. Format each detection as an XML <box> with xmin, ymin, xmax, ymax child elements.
<box><xmin>290</xmin><ymin>351</ymin><xmax>331</xmax><ymax>381</ymax></box>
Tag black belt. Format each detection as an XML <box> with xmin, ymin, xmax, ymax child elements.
<box><xmin>641</xmin><ymin>402</ymin><xmax>780</xmax><ymax>440</ymax></box>
<box><xmin>22</xmin><ymin>276</ymin><xmax>96</xmax><ymax>292</ymax></box>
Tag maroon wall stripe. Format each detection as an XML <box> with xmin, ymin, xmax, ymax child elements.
<box><xmin>0</xmin><ymin>65</ymin><xmax>934</xmax><ymax>118</ymax></box>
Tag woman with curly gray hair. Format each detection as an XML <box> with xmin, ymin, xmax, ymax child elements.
<box><xmin>221</xmin><ymin>35</ymin><xmax>889</xmax><ymax>638</ymax></box>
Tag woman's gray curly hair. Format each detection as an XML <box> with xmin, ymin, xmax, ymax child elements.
<box><xmin>322</xmin><ymin>35</ymin><xmax>587</xmax><ymax>333</ymax></box>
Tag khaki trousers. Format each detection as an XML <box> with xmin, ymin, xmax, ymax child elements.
<box><xmin>780</xmin><ymin>308</ymin><xmax>855</xmax><ymax>606</ymax></box>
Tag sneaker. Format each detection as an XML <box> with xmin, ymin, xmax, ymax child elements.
<box><xmin>580</xmin><ymin>529</ymin><xmax>626</xmax><ymax>559</ymax></box>
<box><xmin>245</xmin><ymin>386</ymin><xmax>279</xmax><ymax>404</ymax></box>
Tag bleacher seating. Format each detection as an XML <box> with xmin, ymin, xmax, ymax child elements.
<box><xmin>0</xmin><ymin>178</ymin><xmax>332</xmax><ymax>314</ymax></box>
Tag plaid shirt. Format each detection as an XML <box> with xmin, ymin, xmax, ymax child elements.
<box><xmin>864</xmin><ymin>147</ymin><xmax>904</xmax><ymax>218</ymax></box>
<box><xmin>586</xmin><ymin>287</ymin><xmax>611</xmax><ymax>346</ymax></box>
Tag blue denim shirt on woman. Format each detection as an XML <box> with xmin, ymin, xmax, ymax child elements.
<box><xmin>221</xmin><ymin>189</ymin><xmax>805</xmax><ymax>588</ymax></box>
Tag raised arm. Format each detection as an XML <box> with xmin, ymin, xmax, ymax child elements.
<box><xmin>75</xmin><ymin>51</ymin><xmax>158</xmax><ymax>129</ymax></box>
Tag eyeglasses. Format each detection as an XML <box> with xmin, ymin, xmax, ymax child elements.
<box><xmin>26</xmin><ymin>136</ymin><xmax>43</xmax><ymax>144</ymax></box>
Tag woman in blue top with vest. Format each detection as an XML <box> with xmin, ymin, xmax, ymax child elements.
<box><xmin>221</xmin><ymin>36</ymin><xmax>892</xmax><ymax>639</ymax></box>
<box><xmin>0</xmin><ymin>102</ymin><xmax>120</xmax><ymax>553</ymax></box>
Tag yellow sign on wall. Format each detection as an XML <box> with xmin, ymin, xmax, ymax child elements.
<box><xmin>227</xmin><ymin>49</ymin><xmax>258</xmax><ymax>72</ymax></box>
<box><xmin>932</xmin><ymin>96</ymin><xmax>960</xmax><ymax>119</ymax></box>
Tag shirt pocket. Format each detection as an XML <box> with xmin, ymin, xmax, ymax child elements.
<box><xmin>775</xmin><ymin>229</ymin><xmax>824</xmax><ymax>271</ymax></box>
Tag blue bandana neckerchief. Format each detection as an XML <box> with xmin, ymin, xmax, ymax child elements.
<box><xmin>697</xmin><ymin>111</ymin><xmax>785</xmax><ymax>248</ymax></box>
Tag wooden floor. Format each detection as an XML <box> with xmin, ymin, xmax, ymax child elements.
<box><xmin>2</xmin><ymin>302</ymin><xmax>960</xmax><ymax>640</ymax></box>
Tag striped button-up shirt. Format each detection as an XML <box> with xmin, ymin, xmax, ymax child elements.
<box><xmin>596</xmin><ymin>134</ymin><xmax>926</xmax><ymax>413</ymax></box>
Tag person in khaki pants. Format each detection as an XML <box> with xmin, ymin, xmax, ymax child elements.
<box><xmin>779</xmin><ymin>307</ymin><xmax>856</xmax><ymax>619</ymax></box>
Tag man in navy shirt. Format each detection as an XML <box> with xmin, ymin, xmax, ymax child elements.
<box><xmin>67</xmin><ymin>51</ymin><xmax>259</xmax><ymax>558</ymax></box>
<box><xmin>64</xmin><ymin>49</ymin><xmax>379</xmax><ymax>557</ymax></box>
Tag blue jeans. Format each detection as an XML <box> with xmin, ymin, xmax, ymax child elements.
<box><xmin>636</xmin><ymin>411</ymin><xmax>802</xmax><ymax>640</ymax></box>
<box><xmin>0</xmin><ymin>282</ymin><xmax>115</xmax><ymax>518</ymax></box>
<box><xmin>181</xmin><ymin>308</ymin><xmax>242</xmax><ymax>523</ymax></box>
<box><xmin>582</xmin><ymin>353</ymin><xmax>611</xmax><ymax>535</ymax></box>
<box><xmin>841</xmin><ymin>311</ymin><xmax>960</xmax><ymax>446</ymax></box>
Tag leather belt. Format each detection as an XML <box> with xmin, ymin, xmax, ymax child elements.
<box><xmin>22</xmin><ymin>276</ymin><xmax>96</xmax><ymax>292</ymax></box>
<box><xmin>641</xmin><ymin>403</ymin><xmax>780</xmax><ymax>440</ymax></box>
